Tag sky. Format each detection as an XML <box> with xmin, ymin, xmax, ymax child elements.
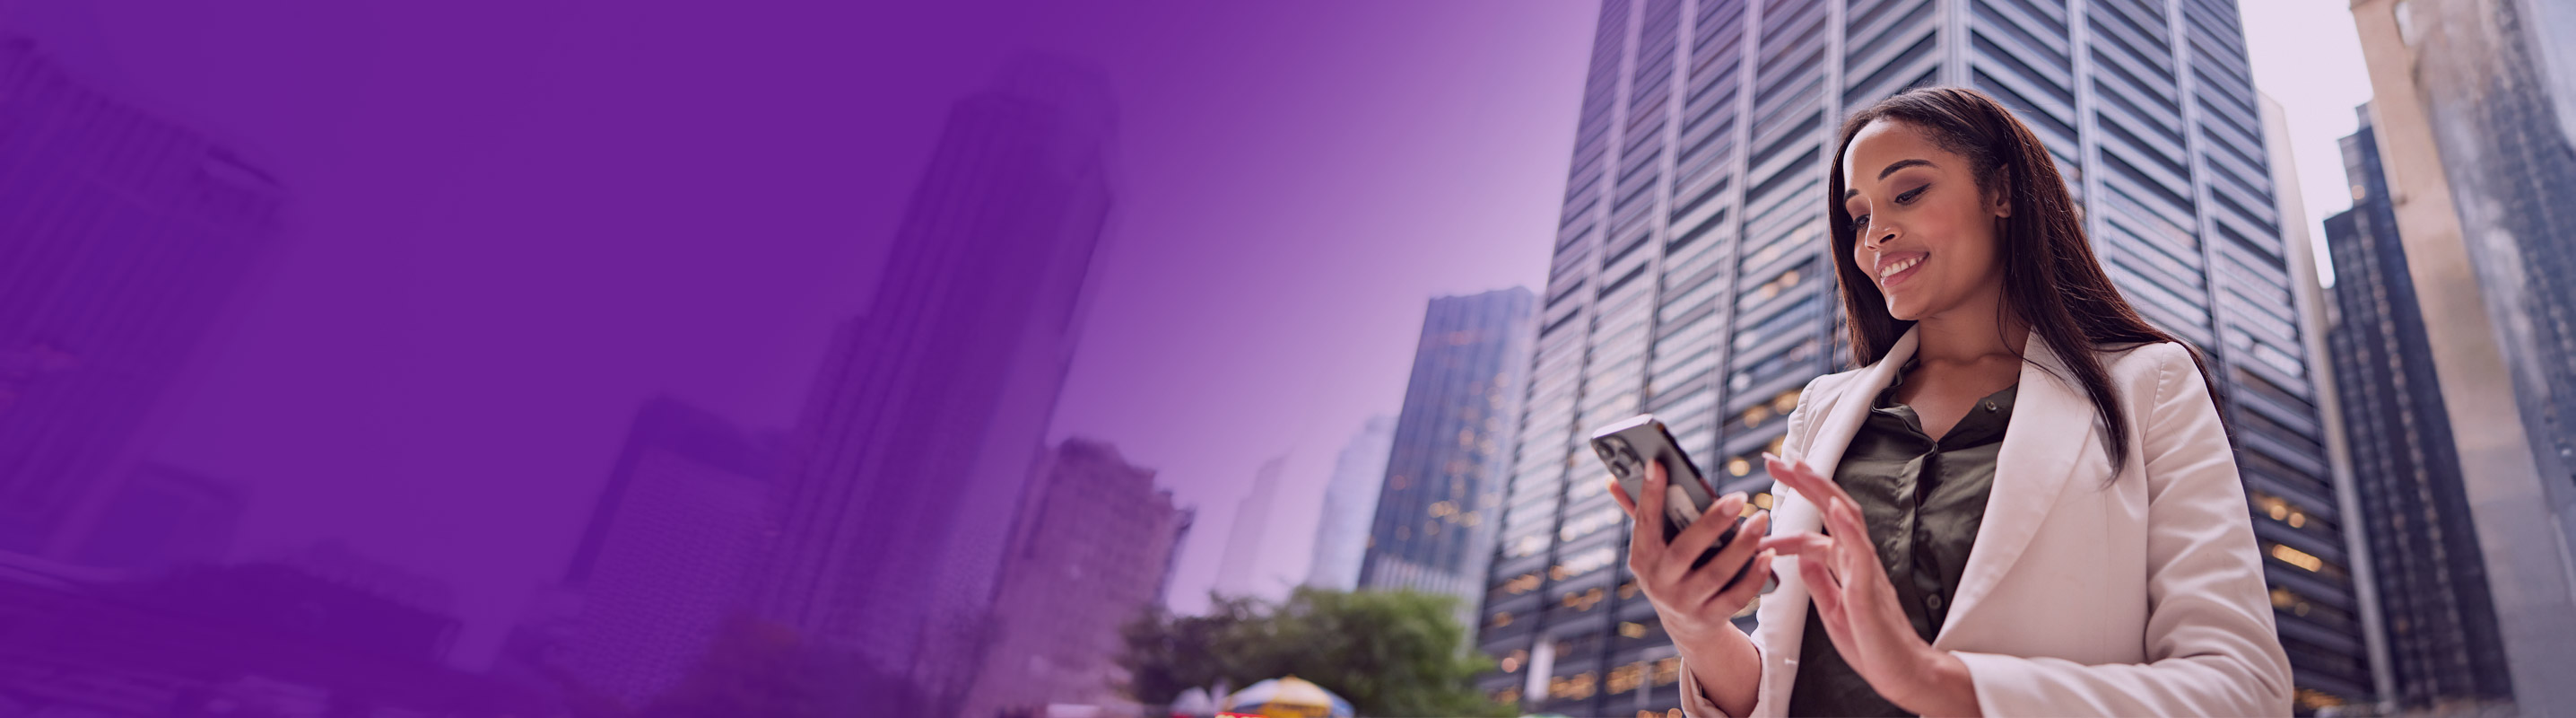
<box><xmin>2240</xmin><ymin>0</ymin><xmax>2381</xmax><ymax>283</ymax></box>
<box><xmin>5</xmin><ymin>0</ymin><xmax>2381</xmax><ymax>671</ymax></box>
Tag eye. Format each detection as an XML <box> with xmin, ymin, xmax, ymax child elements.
<box><xmin>1895</xmin><ymin>184</ymin><xmax>1928</xmax><ymax>204</ymax></box>
<box><xmin>1848</xmin><ymin>212</ymin><xmax>1870</xmax><ymax>232</ymax></box>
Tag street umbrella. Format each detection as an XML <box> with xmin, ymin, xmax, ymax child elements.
<box><xmin>1171</xmin><ymin>687</ymin><xmax>1216</xmax><ymax>718</ymax></box>
<box><xmin>1218</xmin><ymin>675</ymin><xmax>1354</xmax><ymax>718</ymax></box>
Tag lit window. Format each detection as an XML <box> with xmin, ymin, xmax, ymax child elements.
<box><xmin>2269</xmin><ymin>543</ymin><xmax>2324</xmax><ymax>572</ymax></box>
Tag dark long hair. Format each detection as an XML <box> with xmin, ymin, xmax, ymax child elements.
<box><xmin>1824</xmin><ymin>87</ymin><xmax>2225</xmax><ymax>478</ymax></box>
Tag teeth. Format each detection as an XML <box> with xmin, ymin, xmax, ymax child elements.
<box><xmin>1879</xmin><ymin>255</ymin><xmax>1923</xmax><ymax>279</ymax></box>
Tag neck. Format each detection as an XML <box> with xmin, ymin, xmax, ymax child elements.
<box><xmin>1910</xmin><ymin>288</ymin><xmax>2029</xmax><ymax>366</ymax></box>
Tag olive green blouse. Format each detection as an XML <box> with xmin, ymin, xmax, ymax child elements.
<box><xmin>1787</xmin><ymin>360</ymin><xmax>2020</xmax><ymax>717</ymax></box>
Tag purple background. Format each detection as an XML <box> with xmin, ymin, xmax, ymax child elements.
<box><xmin>5</xmin><ymin>0</ymin><xmax>1588</xmax><ymax>675</ymax></box>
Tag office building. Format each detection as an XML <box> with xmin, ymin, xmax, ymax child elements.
<box><xmin>2313</xmin><ymin>106</ymin><xmax>2513</xmax><ymax>712</ymax></box>
<box><xmin>2345</xmin><ymin>0</ymin><xmax>2576</xmax><ymax>708</ymax></box>
<box><xmin>0</xmin><ymin>37</ymin><xmax>285</xmax><ymax>561</ymax></box>
<box><xmin>556</xmin><ymin>397</ymin><xmax>778</xmax><ymax>705</ymax></box>
<box><xmin>1478</xmin><ymin>1</ymin><xmax>2370</xmax><ymax>713</ymax></box>
<box><xmin>960</xmin><ymin>438</ymin><xmax>1190</xmax><ymax>718</ymax></box>
<box><xmin>1360</xmin><ymin>288</ymin><xmax>1536</xmax><ymax>640</ymax></box>
<box><xmin>749</xmin><ymin>54</ymin><xmax>1117</xmax><ymax>717</ymax></box>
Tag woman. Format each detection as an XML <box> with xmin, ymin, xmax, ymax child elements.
<box><xmin>1606</xmin><ymin>87</ymin><xmax>2292</xmax><ymax>717</ymax></box>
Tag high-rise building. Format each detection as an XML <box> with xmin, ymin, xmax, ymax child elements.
<box><xmin>1478</xmin><ymin>1</ymin><xmax>2369</xmax><ymax>713</ymax></box>
<box><xmin>556</xmin><ymin>397</ymin><xmax>777</xmax><ymax>705</ymax></box>
<box><xmin>1214</xmin><ymin>455</ymin><xmax>1291</xmax><ymax>600</ymax></box>
<box><xmin>1306</xmin><ymin>415</ymin><xmax>1397</xmax><ymax>591</ymax></box>
<box><xmin>748</xmin><ymin>54</ymin><xmax>1117</xmax><ymax>717</ymax></box>
<box><xmin>2311</xmin><ymin>106</ymin><xmax>2513</xmax><ymax>713</ymax></box>
<box><xmin>1360</xmin><ymin>288</ymin><xmax>1535</xmax><ymax>639</ymax></box>
<box><xmin>0</xmin><ymin>37</ymin><xmax>285</xmax><ymax>561</ymax></box>
<box><xmin>960</xmin><ymin>438</ymin><xmax>1189</xmax><ymax>718</ymax></box>
<box><xmin>2347</xmin><ymin>0</ymin><xmax>2576</xmax><ymax>709</ymax></box>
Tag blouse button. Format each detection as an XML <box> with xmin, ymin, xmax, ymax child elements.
<box><xmin>1984</xmin><ymin>400</ymin><xmax>1997</xmax><ymax>412</ymax></box>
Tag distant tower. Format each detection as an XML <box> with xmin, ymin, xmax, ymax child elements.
<box><xmin>747</xmin><ymin>54</ymin><xmax>1117</xmax><ymax>716</ymax></box>
<box><xmin>1359</xmin><ymin>287</ymin><xmax>1534</xmax><ymax>641</ymax></box>
<box><xmin>1306</xmin><ymin>415</ymin><xmax>1397</xmax><ymax>591</ymax></box>
<box><xmin>1214</xmin><ymin>455</ymin><xmax>1290</xmax><ymax>600</ymax></box>
<box><xmin>2316</xmin><ymin>106</ymin><xmax>2512</xmax><ymax>712</ymax></box>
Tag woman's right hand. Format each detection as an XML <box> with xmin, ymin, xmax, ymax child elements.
<box><xmin>1606</xmin><ymin>460</ymin><xmax>1777</xmax><ymax>639</ymax></box>
<box><xmin>1606</xmin><ymin>460</ymin><xmax>1777</xmax><ymax>715</ymax></box>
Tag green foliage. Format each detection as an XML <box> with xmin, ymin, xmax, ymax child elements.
<box><xmin>1116</xmin><ymin>587</ymin><xmax>1513</xmax><ymax>718</ymax></box>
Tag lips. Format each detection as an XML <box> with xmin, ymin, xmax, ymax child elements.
<box><xmin>1875</xmin><ymin>251</ymin><xmax>1926</xmax><ymax>288</ymax></box>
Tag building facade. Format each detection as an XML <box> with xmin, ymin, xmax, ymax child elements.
<box><xmin>2315</xmin><ymin>108</ymin><xmax>2513</xmax><ymax>713</ymax></box>
<box><xmin>2347</xmin><ymin>0</ymin><xmax>2576</xmax><ymax>710</ymax></box>
<box><xmin>556</xmin><ymin>397</ymin><xmax>777</xmax><ymax>705</ymax></box>
<box><xmin>960</xmin><ymin>438</ymin><xmax>1190</xmax><ymax>718</ymax></box>
<box><xmin>0</xmin><ymin>36</ymin><xmax>285</xmax><ymax>562</ymax></box>
<box><xmin>1214</xmin><ymin>455</ymin><xmax>1291</xmax><ymax>600</ymax></box>
<box><xmin>747</xmin><ymin>54</ymin><xmax>1117</xmax><ymax>717</ymax></box>
<box><xmin>1477</xmin><ymin>0</ymin><xmax>2371</xmax><ymax>714</ymax></box>
<box><xmin>1306</xmin><ymin>415</ymin><xmax>1396</xmax><ymax>591</ymax></box>
<box><xmin>1358</xmin><ymin>288</ymin><xmax>1535</xmax><ymax>638</ymax></box>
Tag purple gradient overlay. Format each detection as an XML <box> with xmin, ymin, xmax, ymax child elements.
<box><xmin>0</xmin><ymin>0</ymin><xmax>1592</xmax><ymax>714</ymax></box>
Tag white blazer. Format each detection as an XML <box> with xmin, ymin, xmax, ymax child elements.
<box><xmin>1679</xmin><ymin>324</ymin><xmax>2293</xmax><ymax>717</ymax></box>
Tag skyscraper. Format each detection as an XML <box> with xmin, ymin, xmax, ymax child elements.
<box><xmin>2348</xmin><ymin>0</ymin><xmax>2576</xmax><ymax>709</ymax></box>
<box><xmin>1214</xmin><ymin>455</ymin><xmax>1291</xmax><ymax>600</ymax></box>
<box><xmin>1479</xmin><ymin>1</ymin><xmax>2368</xmax><ymax>714</ymax></box>
<box><xmin>1306</xmin><ymin>415</ymin><xmax>1397</xmax><ymax>591</ymax></box>
<box><xmin>960</xmin><ymin>438</ymin><xmax>1189</xmax><ymax>718</ymax></box>
<box><xmin>749</xmin><ymin>54</ymin><xmax>1117</xmax><ymax>717</ymax></box>
<box><xmin>0</xmin><ymin>37</ymin><xmax>286</xmax><ymax>561</ymax></box>
<box><xmin>1360</xmin><ymin>288</ymin><xmax>1535</xmax><ymax>640</ymax></box>
<box><xmin>557</xmin><ymin>397</ymin><xmax>778</xmax><ymax>705</ymax></box>
<box><xmin>2313</xmin><ymin>106</ymin><xmax>2512</xmax><ymax>713</ymax></box>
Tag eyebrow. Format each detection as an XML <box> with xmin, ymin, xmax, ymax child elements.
<box><xmin>1842</xmin><ymin>158</ymin><xmax>1938</xmax><ymax>199</ymax></box>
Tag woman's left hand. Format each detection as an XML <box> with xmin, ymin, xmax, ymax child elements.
<box><xmin>1763</xmin><ymin>452</ymin><xmax>1982</xmax><ymax>716</ymax></box>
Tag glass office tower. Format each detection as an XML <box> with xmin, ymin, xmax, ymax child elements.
<box><xmin>1477</xmin><ymin>0</ymin><xmax>2371</xmax><ymax>714</ymax></box>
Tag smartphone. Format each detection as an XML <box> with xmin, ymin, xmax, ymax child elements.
<box><xmin>1590</xmin><ymin>414</ymin><xmax>1776</xmax><ymax>593</ymax></box>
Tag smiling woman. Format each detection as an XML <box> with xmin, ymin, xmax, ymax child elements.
<box><xmin>1605</xmin><ymin>86</ymin><xmax>2294</xmax><ymax>718</ymax></box>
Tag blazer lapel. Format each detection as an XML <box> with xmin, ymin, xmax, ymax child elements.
<box><xmin>1758</xmin><ymin>326</ymin><xmax>1919</xmax><ymax>683</ymax></box>
<box><xmin>1932</xmin><ymin>335</ymin><xmax>2094</xmax><ymax>646</ymax></box>
<box><xmin>1782</xmin><ymin>326</ymin><xmax>1920</xmax><ymax>497</ymax></box>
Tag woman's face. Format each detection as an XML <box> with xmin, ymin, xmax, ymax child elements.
<box><xmin>1839</xmin><ymin>119</ymin><xmax>2011</xmax><ymax>322</ymax></box>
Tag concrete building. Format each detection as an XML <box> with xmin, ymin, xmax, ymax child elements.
<box><xmin>2343</xmin><ymin>0</ymin><xmax>2576</xmax><ymax>709</ymax></box>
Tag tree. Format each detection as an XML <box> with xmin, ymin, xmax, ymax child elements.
<box><xmin>1117</xmin><ymin>587</ymin><xmax>1512</xmax><ymax>718</ymax></box>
